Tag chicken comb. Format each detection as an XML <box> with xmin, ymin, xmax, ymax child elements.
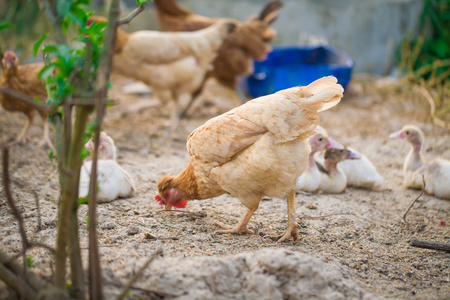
<box><xmin>155</xmin><ymin>194</ymin><xmax>164</xmax><ymax>205</ymax></box>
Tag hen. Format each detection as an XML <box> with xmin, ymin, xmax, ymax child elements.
<box><xmin>154</xmin><ymin>0</ymin><xmax>282</xmax><ymax>90</ymax></box>
<box><xmin>156</xmin><ymin>76</ymin><xmax>344</xmax><ymax>242</ymax></box>
<box><xmin>79</xmin><ymin>132</ymin><xmax>135</xmax><ymax>203</ymax></box>
<box><xmin>89</xmin><ymin>16</ymin><xmax>236</xmax><ymax>131</ymax></box>
<box><xmin>0</xmin><ymin>51</ymin><xmax>52</xmax><ymax>147</ymax></box>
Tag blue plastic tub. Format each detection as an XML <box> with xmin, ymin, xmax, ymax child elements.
<box><xmin>243</xmin><ymin>45</ymin><xmax>354</xmax><ymax>98</ymax></box>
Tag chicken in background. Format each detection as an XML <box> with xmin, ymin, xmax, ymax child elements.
<box><xmin>88</xmin><ymin>16</ymin><xmax>236</xmax><ymax>132</ymax></box>
<box><xmin>155</xmin><ymin>76</ymin><xmax>344</xmax><ymax>242</ymax></box>
<box><xmin>317</xmin><ymin>148</ymin><xmax>361</xmax><ymax>194</ymax></box>
<box><xmin>154</xmin><ymin>0</ymin><xmax>282</xmax><ymax>94</ymax></box>
<box><xmin>295</xmin><ymin>130</ymin><xmax>343</xmax><ymax>193</ymax></box>
<box><xmin>0</xmin><ymin>51</ymin><xmax>53</xmax><ymax>148</ymax></box>
<box><xmin>390</xmin><ymin>124</ymin><xmax>450</xmax><ymax>199</ymax></box>
<box><xmin>79</xmin><ymin>132</ymin><xmax>135</xmax><ymax>203</ymax></box>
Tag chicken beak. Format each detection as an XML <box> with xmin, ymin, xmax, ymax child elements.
<box><xmin>389</xmin><ymin>130</ymin><xmax>404</xmax><ymax>139</ymax></box>
<box><xmin>165</xmin><ymin>203</ymin><xmax>173</xmax><ymax>210</ymax></box>
<box><xmin>326</xmin><ymin>138</ymin><xmax>344</xmax><ymax>150</ymax></box>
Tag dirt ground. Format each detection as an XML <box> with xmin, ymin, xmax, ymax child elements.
<box><xmin>0</xmin><ymin>74</ymin><xmax>449</xmax><ymax>299</ymax></box>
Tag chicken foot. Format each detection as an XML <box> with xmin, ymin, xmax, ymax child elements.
<box><xmin>277</xmin><ymin>190</ymin><xmax>299</xmax><ymax>243</ymax></box>
<box><xmin>213</xmin><ymin>206</ymin><xmax>258</xmax><ymax>235</ymax></box>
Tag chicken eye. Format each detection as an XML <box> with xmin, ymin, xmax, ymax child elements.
<box><xmin>339</xmin><ymin>150</ymin><xmax>343</xmax><ymax>153</ymax></box>
<box><xmin>406</xmin><ymin>131</ymin><xmax>409</xmax><ymax>135</ymax></box>
<box><xmin>164</xmin><ymin>190</ymin><xmax>170</xmax><ymax>198</ymax></box>
<box><xmin>318</xmin><ymin>138</ymin><xmax>323</xmax><ymax>141</ymax></box>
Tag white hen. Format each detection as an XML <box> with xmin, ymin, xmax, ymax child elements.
<box><xmin>79</xmin><ymin>132</ymin><xmax>135</xmax><ymax>203</ymax></box>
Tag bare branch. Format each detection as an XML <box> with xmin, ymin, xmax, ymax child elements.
<box><xmin>403</xmin><ymin>175</ymin><xmax>425</xmax><ymax>225</ymax></box>
<box><xmin>411</xmin><ymin>239</ymin><xmax>450</xmax><ymax>252</ymax></box>
<box><xmin>117</xmin><ymin>4</ymin><xmax>146</xmax><ymax>26</ymax></box>
<box><xmin>0</xmin><ymin>87</ymin><xmax>56</xmax><ymax>114</ymax></box>
<box><xmin>37</xmin><ymin>0</ymin><xmax>67</xmax><ymax>44</ymax></box>
<box><xmin>116</xmin><ymin>248</ymin><xmax>163</xmax><ymax>300</ymax></box>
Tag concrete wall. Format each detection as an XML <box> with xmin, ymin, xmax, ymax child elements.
<box><xmin>122</xmin><ymin>0</ymin><xmax>424</xmax><ymax>75</ymax></box>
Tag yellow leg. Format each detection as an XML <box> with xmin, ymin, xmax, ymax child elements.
<box><xmin>14</xmin><ymin>115</ymin><xmax>32</xmax><ymax>144</ymax></box>
<box><xmin>214</xmin><ymin>206</ymin><xmax>258</xmax><ymax>235</ymax></box>
<box><xmin>277</xmin><ymin>190</ymin><xmax>299</xmax><ymax>243</ymax></box>
<box><xmin>37</xmin><ymin>120</ymin><xmax>55</xmax><ymax>151</ymax></box>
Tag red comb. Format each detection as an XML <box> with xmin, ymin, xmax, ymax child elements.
<box><xmin>172</xmin><ymin>200</ymin><xmax>188</xmax><ymax>208</ymax></box>
<box><xmin>155</xmin><ymin>194</ymin><xmax>164</xmax><ymax>205</ymax></box>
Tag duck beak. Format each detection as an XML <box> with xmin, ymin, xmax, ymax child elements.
<box><xmin>326</xmin><ymin>138</ymin><xmax>344</xmax><ymax>150</ymax></box>
<box><xmin>346</xmin><ymin>150</ymin><xmax>361</xmax><ymax>160</ymax></box>
<box><xmin>389</xmin><ymin>130</ymin><xmax>404</xmax><ymax>139</ymax></box>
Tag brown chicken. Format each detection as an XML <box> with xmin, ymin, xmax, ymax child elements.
<box><xmin>89</xmin><ymin>16</ymin><xmax>236</xmax><ymax>131</ymax></box>
<box><xmin>154</xmin><ymin>0</ymin><xmax>282</xmax><ymax>90</ymax></box>
<box><xmin>155</xmin><ymin>76</ymin><xmax>344</xmax><ymax>242</ymax></box>
<box><xmin>0</xmin><ymin>51</ymin><xmax>52</xmax><ymax>148</ymax></box>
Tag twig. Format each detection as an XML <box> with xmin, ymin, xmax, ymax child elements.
<box><xmin>32</xmin><ymin>190</ymin><xmax>43</xmax><ymax>232</ymax></box>
<box><xmin>104</xmin><ymin>280</ymin><xmax>180</xmax><ymax>298</ymax></box>
<box><xmin>156</xmin><ymin>209</ymin><xmax>207</xmax><ymax>218</ymax></box>
<box><xmin>403</xmin><ymin>175</ymin><xmax>426</xmax><ymax>225</ymax></box>
<box><xmin>116</xmin><ymin>4</ymin><xmax>146</xmax><ymax>26</ymax></box>
<box><xmin>299</xmin><ymin>212</ymin><xmax>356</xmax><ymax>220</ymax></box>
<box><xmin>417</xmin><ymin>86</ymin><xmax>450</xmax><ymax>130</ymax></box>
<box><xmin>2</xmin><ymin>146</ymin><xmax>30</xmax><ymax>288</ymax></box>
<box><xmin>411</xmin><ymin>239</ymin><xmax>450</xmax><ymax>252</ymax></box>
<box><xmin>116</xmin><ymin>248</ymin><xmax>163</xmax><ymax>300</ymax></box>
<box><xmin>0</xmin><ymin>87</ymin><xmax>56</xmax><ymax>114</ymax></box>
<box><xmin>191</xmin><ymin>244</ymin><xmax>213</xmax><ymax>256</ymax></box>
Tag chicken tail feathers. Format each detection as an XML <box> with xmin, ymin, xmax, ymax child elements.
<box><xmin>302</xmin><ymin>76</ymin><xmax>344</xmax><ymax>112</ymax></box>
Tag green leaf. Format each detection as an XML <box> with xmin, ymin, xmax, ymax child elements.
<box><xmin>49</xmin><ymin>150</ymin><xmax>54</xmax><ymax>163</ymax></box>
<box><xmin>42</xmin><ymin>44</ymin><xmax>58</xmax><ymax>54</ymax></box>
<box><xmin>33</xmin><ymin>33</ymin><xmax>48</xmax><ymax>57</ymax></box>
<box><xmin>25</xmin><ymin>256</ymin><xmax>33</xmax><ymax>268</ymax></box>
<box><xmin>38</xmin><ymin>65</ymin><xmax>56</xmax><ymax>80</ymax></box>
<box><xmin>0</xmin><ymin>21</ymin><xmax>12</xmax><ymax>31</ymax></box>
<box><xmin>77</xmin><ymin>197</ymin><xmax>89</xmax><ymax>206</ymax></box>
<box><xmin>33</xmin><ymin>97</ymin><xmax>42</xmax><ymax>104</ymax></box>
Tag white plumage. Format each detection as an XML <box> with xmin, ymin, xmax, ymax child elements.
<box><xmin>390</xmin><ymin>125</ymin><xmax>450</xmax><ymax>199</ymax></box>
<box><xmin>79</xmin><ymin>132</ymin><xmax>135</xmax><ymax>203</ymax></box>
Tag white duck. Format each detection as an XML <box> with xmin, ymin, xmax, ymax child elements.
<box><xmin>390</xmin><ymin>124</ymin><xmax>450</xmax><ymax>199</ymax></box>
<box><xmin>79</xmin><ymin>132</ymin><xmax>136</xmax><ymax>203</ymax></box>
<box><xmin>317</xmin><ymin>148</ymin><xmax>361</xmax><ymax>194</ymax></box>
<box><xmin>295</xmin><ymin>130</ymin><xmax>343</xmax><ymax>193</ymax></box>
<box><xmin>315</xmin><ymin>126</ymin><xmax>384</xmax><ymax>189</ymax></box>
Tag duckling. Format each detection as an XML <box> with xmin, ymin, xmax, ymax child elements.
<box><xmin>415</xmin><ymin>159</ymin><xmax>450</xmax><ymax>200</ymax></box>
<box><xmin>337</xmin><ymin>147</ymin><xmax>384</xmax><ymax>189</ymax></box>
<box><xmin>317</xmin><ymin>148</ymin><xmax>361</xmax><ymax>194</ymax></box>
<box><xmin>315</xmin><ymin>126</ymin><xmax>384</xmax><ymax>189</ymax></box>
<box><xmin>296</xmin><ymin>131</ymin><xmax>343</xmax><ymax>193</ymax></box>
<box><xmin>390</xmin><ymin>124</ymin><xmax>450</xmax><ymax>199</ymax></box>
<box><xmin>389</xmin><ymin>125</ymin><xmax>426</xmax><ymax>189</ymax></box>
<box><xmin>79</xmin><ymin>132</ymin><xmax>136</xmax><ymax>203</ymax></box>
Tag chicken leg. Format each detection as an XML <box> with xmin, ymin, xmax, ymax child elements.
<box><xmin>277</xmin><ymin>190</ymin><xmax>299</xmax><ymax>243</ymax></box>
<box><xmin>213</xmin><ymin>206</ymin><xmax>258</xmax><ymax>235</ymax></box>
<box><xmin>13</xmin><ymin>114</ymin><xmax>33</xmax><ymax>145</ymax></box>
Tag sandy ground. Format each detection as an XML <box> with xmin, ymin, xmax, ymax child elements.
<box><xmin>0</xmin><ymin>75</ymin><xmax>449</xmax><ymax>299</ymax></box>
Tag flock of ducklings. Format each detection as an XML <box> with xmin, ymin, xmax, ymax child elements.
<box><xmin>295</xmin><ymin>124</ymin><xmax>450</xmax><ymax>199</ymax></box>
<box><xmin>82</xmin><ymin>124</ymin><xmax>449</xmax><ymax>203</ymax></box>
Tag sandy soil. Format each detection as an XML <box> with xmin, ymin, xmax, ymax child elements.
<box><xmin>0</xmin><ymin>75</ymin><xmax>449</xmax><ymax>299</ymax></box>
